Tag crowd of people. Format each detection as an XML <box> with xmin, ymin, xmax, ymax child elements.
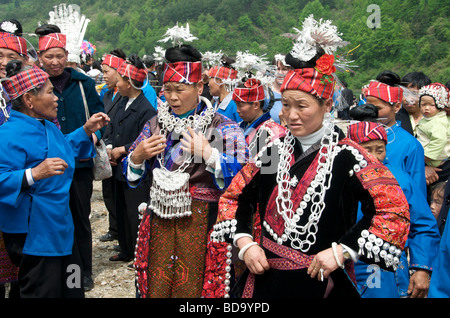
<box><xmin>0</xmin><ymin>12</ymin><xmax>449</xmax><ymax>300</ymax></box>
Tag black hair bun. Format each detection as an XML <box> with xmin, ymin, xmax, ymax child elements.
<box><xmin>285</xmin><ymin>47</ymin><xmax>325</xmax><ymax>69</ymax></box>
<box><xmin>127</xmin><ymin>54</ymin><xmax>145</xmax><ymax>69</ymax></box>
<box><xmin>0</xmin><ymin>19</ymin><xmax>23</xmax><ymax>36</ymax></box>
<box><xmin>165</xmin><ymin>44</ymin><xmax>202</xmax><ymax>63</ymax></box>
<box><xmin>376</xmin><ymin>70</ymin><xmax>401</xmax><ymax>87</ymax></box>
<box><xmin>220</xmin><ymin>55</ymin><xmax>236</xmax><ymax>69</ymax></box>
<box><xmin>34</xmin><ymin>24</ymin><xmax>61</xmax><ymax>36</ymax></box>
<box><xmin>349</xmin><ymin>103</ymin><xmax>379</xmax><ymax>122</ymax></box>
<box><xmin>110</xmin><ymin>48</ymin><xmax>126</xmax><ymax>60</ymax></box>
<box><xmin>5</xmin><ymin>59</ymin><xmax>23</xmax><ymax>78</ymax></box>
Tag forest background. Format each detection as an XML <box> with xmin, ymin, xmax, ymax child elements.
<box><xmin>0</xmin><ymin>0</ymin><xmax>449</xmax><ymax>92</ymax></box>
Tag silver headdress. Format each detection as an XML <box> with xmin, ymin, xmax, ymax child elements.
<box><xmin>232</xmin><ymin>50</ymin><xmax>275</xmax><ymax>88</ymax></box>
<box><xmin>158</xmin><ymin>22</ymin><xmax>198</xmax><ymax>47</ymax></box>
<box><xmin>201</xmin><ymin>50</ymin><xmax>224</xmax><ymax>68</ymax></box>
<box><xmin>152</xmin><ymin>46</ymin><xmax>166</xmax><ymax>63</ymax></box>
<box><xmin>46</xmin><ymin>3</ymin><xmax>90</xmax><ymax>64</ymax></box>
<box><xmin>284</xmin><ymin>14</ymin><xmax>349</xmax><ymax>62</ymax></box>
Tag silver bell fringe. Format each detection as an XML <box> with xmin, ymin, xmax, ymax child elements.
<box><xmin>149</xmin><ymin>167</ymin><xmax>192</xmax><ymax>219</ymax></box>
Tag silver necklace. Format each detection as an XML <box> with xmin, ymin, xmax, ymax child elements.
<box><xmin>262</xmin><ymin>117</ymin><xmax>340</xmax><ymax>252</ymax></box>
<box><xmin>149</xmin><ymin>96</ymin><xmax>215</xmax><ymax>219</ymax></box>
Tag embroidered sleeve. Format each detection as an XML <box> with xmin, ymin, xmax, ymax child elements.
<box><xmin>211</xmin><ymin>122</ymin><xmax>249</xmax><ymax>190</ymax></box>
<box><xmin>340</xmin><ymin>141</ymin><xmax>410</xmax><ymax>271</ymax></box>
<box><xmin>210</xmin><ymin>161</ymin><xmax>260</xmax><ymax>243</ymax></box>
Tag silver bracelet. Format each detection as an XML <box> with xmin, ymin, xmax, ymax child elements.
<box><xmin>238</xmin><ymin>242</ymin><xmax>258</xmax><ymax>260</ymax></box>
<box><xmin>332</xmin><ymin>242</ymin><xmax>345</xmax><ymax>269</ymax></box>
<box><xmin>205</xmin><ymin>147</ymin><xmax>219</xmax><ymax>167</ymax></box>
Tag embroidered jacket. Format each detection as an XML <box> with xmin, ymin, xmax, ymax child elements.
<box><xmin>203</xmin><ymin>122</ymin><xmax>410</xmax><ymax>298</ymax></box>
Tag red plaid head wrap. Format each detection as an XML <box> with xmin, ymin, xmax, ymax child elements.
<box><xmin>419</xmin><ymin>83</ymin><xmax>449</xmax><ymax>109</ymax></box>
<box><xmin>347</xmin><ymin>121</ymin><xmax>388</xmax><ymax>144</ymax></box>
<box><xmin>208</xmin><ymin>65</ymin><xmax>238</xmax><ymax>81</ymax></box>
<box><xmin>2</xmin><ymin>65</ymin><xmax>49</xmax><ymax>100</ymax></box>
<box><xmin>364</xmin><ymin>81</ymin><xmax>403</xmax><ymax>104</ymax></box>
<box><xmin>280</xmin><ymin>68</ymin><xmax>335</xmax><ymax>99</ymax></box>
<box><xmin>117</xmin><ymin>61</ymin><xmax>147</xmax><ymax>83</ymax></box>
<box><xmin>232</xmin><ymin>78</ymin><xmax>265</xmax><ymax>102</ymax></box>
<box><xmin>163</xmin><ymin>61</ymin><xmax>202</xmax><ymax>84</ymax></box>
<box><xmin>102</xmin><ymin>54</ymin><xmax>126</xmax><ymax>70</ymax></box>
<box><xmin>0</xmin><ymin>32</ymin><xmax>27</xmax><ymax>56</ymax></box>
<box><xmin>38</xmin><ymin>33</ymin><xmax>66</xmax><ymax>52</ymax></box>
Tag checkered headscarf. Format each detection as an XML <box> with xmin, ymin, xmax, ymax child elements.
<box><xmin>117</xmin><ymin>61</ymin><xmax>147</xmax><ymax>83</ymax></box>
<box><xmin>102</xmin><ymin>54</ymin><xmax>126</xmax><ymax>70</ymax></box>
<box><xmin>2</xmin><ymin>65</ymin><xmax>49</xmax><ymax>100</ymax></box>
<box><xmin>232</xmin><ymin>78</ymin><xmax>265</xmax><ymax>103</ymax></box>
<box><xmin>347</xmin><ymin>121</ymin><xmax>388</xmax><ymax>144</ymax></box>
<box><xmin>0</xmin><ymin>32</ymin><xmax>27</xmax><ymax>56</ymax></box>
<box><xmin>208</xmin><ymin>65</ymin><xmax>238</xmax><ymax>81</ymax></box>
<box><xmin>38</xmin><ymin>33</ymin><xmax>66</xmax><ymax>52</ymax></box>
<box><xmin>364</xmin><ymin>81</ymin><xmax>403</xmax><ymax>104</ymax></box>
<box><xmin>280</xmin><ymin>68</ymin><xmax>335</xmax><ymax>99</ymax></box>
<box><xmin>163</xmin><ymin>61</ymin><xmax>202</xmax><ymax>84</ymax></box>
<box><xmin>419</xmin><ymin>83</ymin><xmax>449</xmax><ymax>109</ymax></box>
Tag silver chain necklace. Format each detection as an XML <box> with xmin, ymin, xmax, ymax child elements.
<box><xmin>261</xmin><ymin>119</ymin><xmax>340</xmax><ymax>252</ymax></box>
<box><xmin>149</xmin><ymin>96</ymin><xmax>215</xmax><ymax>219</ymax></box>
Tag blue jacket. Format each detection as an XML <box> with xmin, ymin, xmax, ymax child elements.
<box><xmin>384</xmin><ymin>121</ymin><xmax>427</xmax><ymax>198</ymax></box>
<box><xmin>53</xmin><ymin>68</ymin><xmax>105</xmax><ymax>169</ymax></box>
<box><xmin>0</xmin><ymin>110</ymin><xmax>95</xmax><ymax>256</ymax></box>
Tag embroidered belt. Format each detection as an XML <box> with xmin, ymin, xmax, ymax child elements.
<box><xmin>242</xmin><ymin>238</ymin><xmax>334</xmax><ymax>298</ymax></box>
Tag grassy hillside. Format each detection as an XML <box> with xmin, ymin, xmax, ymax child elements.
<box><xmin>1</xmin><ymin>0</ymin><xmax>448</xmax><ymax>91</ymax></box>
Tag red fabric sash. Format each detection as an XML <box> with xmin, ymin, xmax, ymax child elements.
<box><xmin>242</xmin><ymin>237</ymin><xmax>334</xmax><ymax>298</ymax></box>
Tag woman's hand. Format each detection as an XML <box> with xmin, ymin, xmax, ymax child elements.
<box><xmin>31</xmin><ymin>158</ymin><xmax>68</xmax><ymax>181</ymax></box>
<box><xmin>180</xmin><ymin>127</ymin><xmax>212</xmax><ymax>162</ymax></box>
<box><xmin>307</xmin><ymin>246</ymin><xmax>342</xmax><ymax>281</ymax></box>
<box><xmin>111</xmin><ymin>146</ymin><xmax>126</xmax><ymax>162</ymax></box>
<box><xmin>83</xmin><ymin>112</ymin><xmax>110</xmax><ymax>136</ymax></box>
<box><xmin>408</xmin><ymin>269</ymin><xmax>430</xmax><ymax>298</ymax></box>
<box><xmin>425</xmin><ymin>165</ymin><xmax>441</xmax><ymax>185</ymax></box>
<box><xmin>237</xmin><ymin>237</ymin><xmax>270</xmax><ymax>275</ymax></box>
<box><xmin>131</xmin><ymin>135</ymin><xmax>167</xmax><ymax>164</ymax></box>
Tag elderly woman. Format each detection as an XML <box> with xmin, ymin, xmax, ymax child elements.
<box><xmin>35</xmin><ymin>24</ymin><xmax>105</xmax><ymax>290</ymax></box>
<box><xmin>0</xmin><ymin>60</ymin><xmax>108</xmax><ymax>297</ymax></box>
<box><xmin>204</xmin><ymin>15</ymin><xmax>410</xmax><ymax>298</ymax></box>
<box><xmin>124</xmin><ymin>36</ymin><xmax>247</xmax><ymax>298</ymax></box>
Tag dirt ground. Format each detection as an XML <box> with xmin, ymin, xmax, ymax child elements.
<box><xmin>85</xmin><ymin>181</ymin><xmax>136</xmax><ymax>298</ymax></box>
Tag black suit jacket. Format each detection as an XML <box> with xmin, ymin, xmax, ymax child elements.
<box><xmin>105</xmin><ymin>92</ymin><xmax>157</xmax><ymax>181</ymax></box>
<box><xmin>102</xmin><ymin>89</ymin><xmax>124</xmax><ymax>141</ymax></box>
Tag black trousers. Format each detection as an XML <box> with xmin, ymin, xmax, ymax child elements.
<box><xmin>69</xmin><ymin>167</ymin><xmax>94</xmax><ymax>277</ymax></box>
<box><xmin>114</xmin><ymin>179</ymin><xmax>150</xmax><ymax>258</ymax></box>
<box><xmin>2</xmin><ymin>233</ymin><xmax>84</xmax><ymax>298</ymax></box>
<box><xmin>102</xmin><ymin>177</ymin><xmax>118</xmax><ymax>237</ymax></box>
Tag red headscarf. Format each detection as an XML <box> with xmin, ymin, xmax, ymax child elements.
<box><xmin>2</xmin><ymin>65</ymin><xmax>49</xmax><ymax>100</ymax></box>
<box><xmin>347</xmin><ymin>121</ymin><xmax>388</xmax><ymax>144</ymax></box>
<box><xmin>117</xmin><ymin>61</ymin><xmax>147</xmax><ymax>83</ymax></box>
<box><xmin>38</xmin><ymin>33</ymin><xmax>66</xmax><ymax>52</ymax></box>
<box><xmin>364</xmin><ymin>81</ymin><xmax>403</xmax><ymax>104</ymax></box>
<box><xmin>208</xmin><ymin>65</ymin><xmax>238</xmax><ymax>81</ymax></box>
<box><xmin>163</xmin><ymin>61</ymin><xmax>202</xmax><ymax>84</ymax></box>
<box><xmin>232</xmin><ymin>78</ymin><xmax>265</xmax><ymax>103</ymax></box>
<box><xmin>102</xmin><ymin>54</ymin><xmax>126</xmax><ymax>70</ymax></box>
<box><xmin>0</xmin><ymin>32</ymin><xmax>27</xmax><ymax>56</ymax></box>
<box><xmin>280</xmin><ymin>54</ymin><xmax>336</xmax><ymax>99</ymax></box>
